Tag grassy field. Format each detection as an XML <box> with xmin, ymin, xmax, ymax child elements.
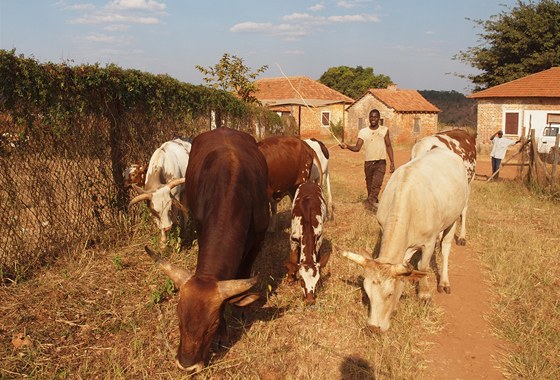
<box><xmin>1</xmin><ymin>145</ymin><xmax>559</xmax><ymax>379</ymax></box>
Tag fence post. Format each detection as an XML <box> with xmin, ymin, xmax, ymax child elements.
<box><xmin>551</xmin><ymin>134</ymin><xmax>560</xmax><ymax>181</ymax></box>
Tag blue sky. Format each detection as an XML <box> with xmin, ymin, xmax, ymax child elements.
<box><xmin>1</xmin><ymin>0</ymin><xmax>518</xmax><ymax>94</ymax></box>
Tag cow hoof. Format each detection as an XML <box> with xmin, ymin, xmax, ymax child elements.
<box><xmin>456</xmin><ymin>238</ymin><xmax>466</xmax><ymax>246</ymax></box>
<box><xmin>437</xmin><ymin>285</ymin><xmax>451</xmax><ymax>294</ymax></box>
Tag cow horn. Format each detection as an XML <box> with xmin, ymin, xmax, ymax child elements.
<box><xmin>144</xmin><ymin>246</ymin><xmax>192</xmax><ymax>289</ymax></box>
<box><xmin>341</xmin><ymin>251</ymin><xmax>368</xmax><ymax>267</ymax></box>
<box><xmin>129</xmin><ymin>192</ymin><xmax>152</xmax><ymax>207</ymax></box>
<box><xmin>167</xmin><ymin>178</ymin><xmax>185</xmax><ymax>190</ymax></box>
<box><xmin>171</xmin><ymin>198</ymin><xmax>189</xmax><ymax>214</ymax></box>
<box><xmin>217</xmin><ymin>276</ymin><xmax>258</xmax><ymax>301</ymax></box>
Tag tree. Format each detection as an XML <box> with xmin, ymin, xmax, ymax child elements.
<box><xmin>196</xmin><ymin>53</ymin><xmax>268</xmax><ymax>104</ymax></box>
<box><xmin>455</xmin><ymin>0</ymin><xmax>560</xmax><ymax>90</ymax></box>
<box><xmin>318</xmin><ymin>66</ymin><xmax>392</xmax><ymax>100</ymax></box>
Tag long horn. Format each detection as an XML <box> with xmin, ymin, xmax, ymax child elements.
<box><xmin>129</xmin><ymin>192</ymin><xmax>152</xmax><ymax>207</ymax></box>
<box><xmin>341</xmin><ymin>251</ymin><xmax>368</xmax><ymax>267</ymax></box>
<box><xmin>390</xmin><ymin>262</ymin><xmax>414</xmax><ymax>276</ymax></box>
<box><xmin>217</xmin><ymin>276</ymin><xmax>258</xmax><ymax>301</ymax></box>
<box><xmin>144</xmin><ymin>246</ymin><xmax>192</xmax><ymax>289</ymax></box>
<box><xmin>167</xmin><ymin>178</ymin><xmax>185</xmax><ymax>190</ymax></box>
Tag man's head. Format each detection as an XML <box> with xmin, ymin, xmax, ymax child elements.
<box><xmin>497</xmin><ymin>130</ymin><xmax>503</xmax><ymax>137</ymax></box>
<box><xmin>369</xmin><ymin>109</ymin><xmax>380</xmax><ymax>126</ymax></box>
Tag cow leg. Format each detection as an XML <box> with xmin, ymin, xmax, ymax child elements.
<box><xmin>417</xmin><ymin>240</ymin><xmax>437</xmax><ymax>301</ymax></box>
<box><xmin>456</xmin><ymin>196</ymin><xmax>469</xmax><ymax>246</ymax></box>
<box><xmin>325</xmin><ymin>171</ymin><xmax>334</xmax><ymax>221</ymax></box>
<box><xmin>438</xmin><ymin>221</ymin><xmax>457</xmax><ymax>294</ymax></box>
<box><xmin>267</xmin><ymin>200</ymin><xmax>278</xmax><ymax>233</ymax></box>
<box><xmin>285</xmin><ymin>241</ymin><xmax>299</xmax><ymax>283</ymax></box>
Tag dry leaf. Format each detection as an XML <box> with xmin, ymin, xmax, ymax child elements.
<box><xmin>12</xmin><ymin>332</ymin><xmax>32</xmax><ymax>350</ymax></box>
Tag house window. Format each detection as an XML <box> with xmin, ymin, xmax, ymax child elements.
<box><xmin>413</xmin><ymin>117</ymin><xmax>420</xmax><ymax>133</ymax></box>
<box><xmin>504</xmin><ymin>112</ymin><xmax>520</xmax><ymax>135</ymax></box>
<box><xmin>358</xmin><ymin>117</ymin><xmax>365</xmax><ymax>129</ymax></box>
<box><xmin>321</xmin><ymin>111</ymin><xmax>330</xmax><ymax>127</ymax></box>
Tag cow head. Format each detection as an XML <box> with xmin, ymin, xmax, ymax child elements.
<box><xmin>144</xmin><ymin>247</ymin><xmax>259</xmax><ymax>373</ymax></box>
<box><xmin>123</xmin><ymin>163</ymin><xmax>147</xmax><ymax>188</ymax></box>
<box><xmin>130</xmin><ymin>178</ymin><xmax>186</xmax><ymax>247</ymax></box>
<box><xmin>341</xmin><ymin>250</ymin><xmax>426</xmax><ymax>333</ymax></box>
<box><xmin>297</xmin><ymin>251</ymin><xmax>330</xmax><ymax>305</ymax></box>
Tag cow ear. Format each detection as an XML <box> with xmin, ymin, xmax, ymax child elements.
<box><xmin>319</xmin><ymin>251</ymin><xmax>331</xmax><ymax>268</ymax></box>
<box><xmin>217</xmin><ymin>276</ymin><xmax>258</xmax><ymax>301</ymax></box>
<box><xmin>228</xmin><ymin>292</ymin><xmax>260</xmax><ymax>307</ymax></box>
<box><xmin>144</xmin><ymin>246</ymin><xmax>192</xmax><ymax>288</ymax></box>
<box><xmin>284</xmin><ymin>261</ymin><xmax>298</xmax><ymax>275</ymax></box>
<box><xmin>359</xmin><ymin>246</ymin><xmax>373</xmax><ymax>260</ymax></box>
<box><xmin>341</xmin><ymin>251</ymin><xmax>369</xmax><ymax>267</ymax></box>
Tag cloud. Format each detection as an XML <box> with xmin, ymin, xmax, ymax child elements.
<box><xmin>308</xmin><ymin>3</ymin><xmax>325</xmax><ymax>11</ymax></box>
<box><xmin>61</xmin><ymin>3</ymin><xmax>96</xmax><ymax>11</ymax></box>
<box><xmin>336</xmin><ymin>1</ymin><xmax>355</xmax><ymax>9</ymax></box>
<box><xmin>70</xmin><ymin>13</ymin><xmax>160</xmax><ymax>25</ymax></box>
<box><xmin>232</xmin><ymin>8</ymin><xmax>380</xmax><ymax>40</ymax></box>
<box><xmin>81</xmin><ymin>32</ymin><xmax>132</xmax><ymax>44</ymax></box>
<box><xmin>106</xmin><ymin>0</ymin><xmax>166</xmax><ymax>12</ymax></box>
<box><xmin>284</xmin><ymin>49</ymin><xmax>305</xmax><ymax>55</ymax></box>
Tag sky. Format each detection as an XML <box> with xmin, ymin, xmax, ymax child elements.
<box><xmin>0</xmin><ymin>0</ymin><xmax>519</xmax><ymax>95</ymax></box>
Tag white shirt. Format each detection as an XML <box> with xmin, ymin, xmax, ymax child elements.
<box><xmin>490</xmin><ymin>137</ymin><xmax>516</xmax><ymax>159</ymax></box>
<box><xmin>358</xmin><ymin>126</ymin><xmax>388</xmax><ymax>161</ymax></box>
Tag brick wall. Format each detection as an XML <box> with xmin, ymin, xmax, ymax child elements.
<box><xmin>475</xmin><ymin>98</ymin><xmax>560</xmax><ymax>151</ymax></box>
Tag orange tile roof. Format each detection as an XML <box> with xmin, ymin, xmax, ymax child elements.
<box><xmin>351</xmin><ymin>87</ymin><xmax>440</xmax><ymax>113</ymax></box>
<box><xmin>254</xmin><ymin>76</ymin><xmax>354</xmax><ymax>106</ymax></box>
<box><xmin>468</xmin><ymin>67</ymin><xmax>560</xmax><ymax>98</ymax></box>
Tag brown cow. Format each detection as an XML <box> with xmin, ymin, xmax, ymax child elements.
<box><xmin>258</xmin><ymin>136</ymin><xmax>318</xmax><ymax>232</ymax></box>
<box><xmin>411</xmin><ymin>129</ymin><xmax>476</xmax><ymax>245</ymax></box>
<box><xmin>144</xmin><ymin>127</ymin><xmax>270</xmax><ymax>374</ymax></box>
<box><xmin>123</xmin><ymin>163</ymin><xmax>147</xmax><ymax>188</ymax></box>
<box><xmin>286</xmin><ymin>181</ymin><xmax>330</xmax><ymax>305</ymax></box>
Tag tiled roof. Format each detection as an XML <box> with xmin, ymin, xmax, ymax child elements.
<box><xmin>468</xmin><ymin>67</ymin><xmax>560</xmax><ymax>98</ymax></box>
<box><xmin>350</xmin><ymin>87</ymin><xmax>440</xmax><ymax>113</ymax></box>
<box><xmin>254</xmin><ymin>76</ymin><xmax>354</xmax><ymax>106</ymax></box>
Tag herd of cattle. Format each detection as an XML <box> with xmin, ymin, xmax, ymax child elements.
<box><xmin>125</xmin><ymin>127</ymin><xmax>476</xmax><ymax>373</ymax></box>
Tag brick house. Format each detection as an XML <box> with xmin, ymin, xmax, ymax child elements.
<box><xmin>254</xmin><ymin>76</ymin><xmax>354</xmax><ymax>136</ymax></box>
<box><xmin>468</xmin><ymin>67</ymin><xmax>560</xmax><ymax>151</ymax></box>
<box><xmin>345</xmin><ymin>85</ymin><xmax>440</xmax><ymax>146</ymax></box>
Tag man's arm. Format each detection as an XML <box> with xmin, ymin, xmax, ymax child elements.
<box><xmin>384</xmin><ymin>131</ymin><xmax>395</xmax><ymax>173</ymax></box>
<box><xmin>340</xmin><ymin>138</ymin><xmax>364</xmax><ymax>152</ymax></box>
<box><xmin>490</xmin><ymin>131</ymin><xmax>500</xmax><ymax>141</ymax></box>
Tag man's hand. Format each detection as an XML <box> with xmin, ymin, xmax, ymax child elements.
<box><xmin>389</xmin><ymin>162</ymin><xmax>395</xmax><ymax>173</ymax></box>
<box><xmin>339</xmin><ymin>143</ymin><xmax>347</xmax><ymax>149</ymax></box>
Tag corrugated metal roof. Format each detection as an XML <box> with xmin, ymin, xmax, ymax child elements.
<box><xmin>468</xmin><ymin>67</ymin><xmax>560</xmax><ymax>99</ymax></box>
<box><xmin>353</xmin><ymin>87</ymin><xmax>440</xmax><ymax>113</ymax></box>
<box><xmin>254</xmin><ymin>76</ymin><xmax>355</xmax><ymax>106</ymax></box>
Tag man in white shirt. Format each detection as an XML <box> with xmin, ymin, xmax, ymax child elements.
<box><xmin>340</xmin><ymin>109</ymin><xmax>395</xmax><ymax>212</ymax></box>
<box><xmin>490</xmin><ymin>130</ymin><xmax>519</xmax><ymax>179</ymax></box>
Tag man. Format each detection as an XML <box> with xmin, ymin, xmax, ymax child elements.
<box><xmin>340</xmin><ymin>109</ymin><xmax>395</xmax><ymax>212</ymax></box>
<box><xmin>490</xmin><ymin>130</ymin><xmax>519</xmax><ymax>179</ymax></box>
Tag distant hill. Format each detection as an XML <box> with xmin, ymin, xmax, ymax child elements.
<box><xmin>419</xmin><ymin>90</ymin><xmax>477</xmax><ymax>128</ymax></box>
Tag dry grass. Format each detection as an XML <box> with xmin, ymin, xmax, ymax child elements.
<box><xmin>468</xmin><ymin>180</ymin><xmax>560</xmax><ymax>379</ymax></box>
<box><xmin>3</xmin><ymin>142</ymin><xmax>558</xmax><ymax>379</ymax></box>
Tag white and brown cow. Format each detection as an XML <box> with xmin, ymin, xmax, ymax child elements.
<box><xmin>304</xmin><ymin>138</ymin><xmax>334</xmax><ymax>221</ymax></box>
<box><xmin>258</xmin><ymin>136</ymin><xmax>318</xmax><ymax>232</ymax></box>
<box><xmin>144</xmin><ymin>127</ymin><xmax>269</xmax><ymax>374</ymax></box>
<box><xmin>287</xmin><ymin>181</ymin><xmax>330</xmax><ymax>305</ymax></box>
<box><xmin>123</xmin><ymin>163</ymin><xmax>147</xmax><ymax>189</ymax></box>
<box><xmin>411</xmin><ymin>128</ymin><xmax>476</xmax><ymax>245</ymax></box>
<box><xmin>342</xmin><ymin>147</ymin><xmax>469</xmax><ymax>333</ymax></box>
<box><xmin>129</xmin><ymin>138</ymin><xmax>191</xmax><ymax>248</ymax></box>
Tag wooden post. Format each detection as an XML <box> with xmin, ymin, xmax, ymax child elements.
<box><xmin>551</xmin><ymin>134</ymin><xmax>560</xmax><ymax>181</ymax></box>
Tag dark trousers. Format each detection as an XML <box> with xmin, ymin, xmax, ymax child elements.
<box><xmin>364</xmin><ymin>160</ymin><xmax>386</xmax><ymax>207</ymax></box>
<box><xmin>491</xmin><ymin>157</ymin><xmax>502</xmax><ymax>178</ymax></box>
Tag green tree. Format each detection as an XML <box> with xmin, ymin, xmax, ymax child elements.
<box><xmin>196</xmin><ymin>53</ymin><xmax>268</xmax><ymax>104</ymax></box>
<box><xmin>455</xmin><ymin>0</ymin><xmax>560</xmax><ymax>90</ymax></box>
<box><xmin>318</xmin><ymin>66</ymin><xmax>392</xmax><ymax>100</ymax></box>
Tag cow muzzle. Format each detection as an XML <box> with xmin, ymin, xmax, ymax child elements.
<box><xmin>176</xmin><ymin>359</ymin><xmax>204</xmax><ymax>374</ymax></box>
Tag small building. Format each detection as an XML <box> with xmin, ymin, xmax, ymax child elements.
<box><xmin>254</xmin><ymin>76</ymin><xmax>354</xmax><ymax>136</ymax></box>
<box><xmin>345</xmin><ymin>85</ymin><xmax>440</xmax><ymax>145</ymax></box>
<box><xmin>468</xmin><ymin>67</ymin><xmax>560</xmax><ymax>152</ymax></box>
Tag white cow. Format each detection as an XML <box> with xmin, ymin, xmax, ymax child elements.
<box><xmin>304</xmin><ymin>138</ymin><xmax>334</xmax><ymax>220</ymax></box>
<box><xmin>129</xmin><ymin>138</ymin><xmax>191</xmax><ymax>248</ymax></box>
<box><xmin>410</xmin><ymin>129</ymin><xmax>476</xmax><ymax>245</ymax></box>
<box><xmin>342</xmin><ymin>147</ymin><xmax>469</xmax><ymax>333</ymax></box>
